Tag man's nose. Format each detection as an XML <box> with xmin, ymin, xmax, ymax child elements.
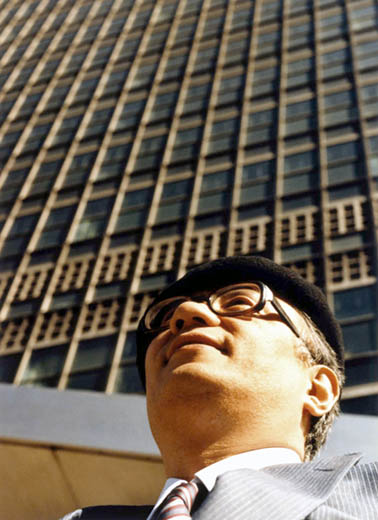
<box><xmin>169</xmin><ymin>300</ymin><xmax>221</xmax><ymax>334</ymax></box>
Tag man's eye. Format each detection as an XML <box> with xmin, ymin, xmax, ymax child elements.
<box><xmin>222</xmin><ymin>297</ymin><xmax>252</xmax><ymax>309</ymax></box>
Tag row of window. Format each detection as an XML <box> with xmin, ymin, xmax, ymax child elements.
<box><xmin>0</xmin><ymin>333</ymin><xmax>143</xmax><ymax>393</ymax></box>
<box><xmin>1</xmin><ymin>132</ymin><xmax>375</xmax><ymax>211</ymax></box>
<box><xmin>0</xmin><ymin>284</ymin><xmax>377</xmax><ymax>393</ymax></box>
<box><xmin>2</xmin><ymin>2</ymin><xmax>377</xmax><ymax>101</ymax></box>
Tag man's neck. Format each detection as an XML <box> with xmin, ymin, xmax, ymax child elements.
<box><xmin>159</xmin><ymin>434</ymin><xmax>303</xmax><ymax>480</ymax></box>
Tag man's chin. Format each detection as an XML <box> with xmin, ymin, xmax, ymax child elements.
<box><xmin>162</xmin><ymin>360</ymin><xmax>231</xmax><ymax>395</ymax></box>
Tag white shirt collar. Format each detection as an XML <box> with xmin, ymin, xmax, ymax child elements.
<box><xmin>147</xmin><ymin>448</ymin><xmax>301</xmax><ymax>520</ymax></box>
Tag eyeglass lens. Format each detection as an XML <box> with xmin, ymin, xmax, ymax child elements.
<box><xmin>145</xmin><ymin>284</ymin><xmax>262</xmax><ymax>330</ymax></box>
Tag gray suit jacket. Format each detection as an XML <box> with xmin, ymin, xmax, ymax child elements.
<box><xmin>61</xmin><ymin>453</ymin><xmax>378</xmax><ymax>519</ymax></box>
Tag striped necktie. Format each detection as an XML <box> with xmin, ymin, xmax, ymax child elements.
<box><xmin>154</xmin><ymin>479</ymin><xmax>200</xmax><ymax>520</ymax></box>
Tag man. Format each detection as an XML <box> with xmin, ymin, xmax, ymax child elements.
<box><xmin>62</xmin><ymin>256</ymin><xmax>378</xmax><ymax>519</ymax></box>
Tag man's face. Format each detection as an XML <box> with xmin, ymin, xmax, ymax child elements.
<box><xmin>145</xmin><ymin>283</ymin><xmax>314</xmax><ymax>436</ymax></box>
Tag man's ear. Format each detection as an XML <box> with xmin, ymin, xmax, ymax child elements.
<box><xmin>303</xmin><ymin>365</ymin><xmax>340</xmax><ymax>417</ymax></box>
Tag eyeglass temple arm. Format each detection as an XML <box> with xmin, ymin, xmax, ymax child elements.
<box><xmin>271</xmin><ymin>299</ymin><xmax>301</xmax><ymax>338</ymax></box>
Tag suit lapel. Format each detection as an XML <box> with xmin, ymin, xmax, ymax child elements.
<box><xmin>193</xmin><ymin>453</ymin><xmax>362</xmax><ymax>520</ymax></box>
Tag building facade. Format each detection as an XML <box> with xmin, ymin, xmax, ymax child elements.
<box><xmin>0</xmin><ymin>0</ymin><xmax>377</xmax><ymax>412</ymax></box>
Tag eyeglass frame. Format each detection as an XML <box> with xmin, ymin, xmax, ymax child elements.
<box><xmin>141</xmin><ymin>282</ymin><xmax>301</xmax><ymax>339</ymax></box>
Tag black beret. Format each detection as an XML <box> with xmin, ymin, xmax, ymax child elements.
<box><xmin>136</xmin><ymin>255</ymin><xmax>344</xmax><ymax>387</ymax></box>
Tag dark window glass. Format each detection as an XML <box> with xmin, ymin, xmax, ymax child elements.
<box><xmin>114</xmin><ymin>364</ymin><xmax>143</xmax><ymax>393</ymax></box>
<box><xmin>155</xmin><ymin>179</ymin><xmax>192</xmax><ymax>224</ymax></box>
<box><xmin>63</xmin><ymin>151</ymin><xmax>97</xmax><ymax>187</ymax></box>
<box><xmin>0</xmin><ymin>353</ymin><xmax>22</xmax><ymax>383</ymax></box>
<box><xmin>284</xmin><ymin>150</ymin><xmax>317</xmax><ymax>173</ymax></box>
<box><xmin>21</xmin><ymin>345</ymin><xmax>68</xmax><ymax>387</ymax></box>
<box><xmin>345</xmin><ymin>356</ymin><xmax>378</xmax><ymax>386</ymax></box>
<box><xmin>334</xmin><ymin>286</ymin><xmax>375</xmax><ymax>320</ymax></box>
<box><xmin>115</xmin><ymin>187</ymin><xmax>153</xmax><ymax>232</ymax></box>
<box><xmin>74</xmin><ymin>196</ymin><xmax>114</xmax><ymax>241</ymax></box>
<box><xmin>341</xmin><ymin>394</ymin><xmax>378</xmax><ymax>415</ymax></box>
<box><xmin>342</xmin><ymin>320</ymin><xmax>377</xmax><ymax>354</ymax></box>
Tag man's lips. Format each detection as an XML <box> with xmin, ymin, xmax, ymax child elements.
<box><xmin>166</xmin><ymin>333</ymin><xmax>224</xmax><ymax>361</ymax></box>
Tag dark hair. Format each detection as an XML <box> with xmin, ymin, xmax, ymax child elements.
<box><xmin>295</xmin><ymin>313</ymin><xmax>345</xmax><ymax>461</ymax></box>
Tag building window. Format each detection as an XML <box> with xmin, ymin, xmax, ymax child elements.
<box><xmin>368</xmin><ymin>136</ymin><xmax>378</xmax><ymax>179</ymax></box>
<box><xmin>174</xmin><ymin>18</ymin><xmax>199</xmax><ymax>47</ymax></box>
<box><xmin>97</xmin><ymin>144</ymin><xmax>131</xmax><ymax>182</ymax></box>
<box><xmin>350</xmin><ymin>4</ymin><xmax>378</xmax><ymax>34</ymax></box>
<box><xmin>70</xmin><ymin>77</ymin><xmax>100</xmax><ymax>106</ymax></box>
<box><xmin>197</xmin><ymin>169</ymin><xmax>233</xmax><ymax>214</ymax></box>
<box><xmin>252</xmin><ymin>65</ymin><xmax>279</xmax><ymax>102</ymax></box>
<box><xmin>160</xmin><ymin>53</ymin><xmax>188</xmax><ymax>82</ymax></box>
<box><xmin>284</xmin><ymin>99</ymin><xmax>316</xmax><ymax>147</ymax></box>
<box><xmin>144</xmin><ymin>29</ymin><xmax>169</xmax><ymax>55</ymax></box>
<box><xmin>129</xmin><ymin>61</ymin><xmax>158</xmax><ymax>91</ymax></box>
<box><xmin>287</xmin><ymin>19</ymin><xmax>314</xmax><ymax>51</ymax></box>
<box><xmin>318</xmin><ymin>11</ymin><xmax>347</xmax><ymax>42</ymax></box>
<box><xmin>99</xmin><ymin>69</ymin><xmax>128</xmax><ymax>100</ymax></box>
<box><xmin>49</xmin><ymin>115</ymin><xmax>82</xmax><ymax>148</ymax></box>
<box><xmin>15</xmin><ymin>93</ymin><xmax>42</xmax><ymax>120</ymax></box>
<box><xmin>320</xmin><ymin>47</ymin><xmax>352</xmax><ymax>84</ymax></box>
<box><xmin>74</xmin><ymin>196</ymin><xmax>114</xmax><ymax>242</ymax></box>
<box><xmin>44</xmin><ymin>84</ymin><xmax>70</xmax><ymax>113</ymax></box>
<box><xmin>230</xmin><ymin>5</ymin><xmax>254</xmax><ymax>32</ymax></box>
<box><xmin>116</xmin><ymin>36</ymin><xmax>142</xmax><ymax>63</ymax></box>
<box><xmin>67</xmin><ymin>335</ymin><xmax>117</xmax><ymax>392</ymax></box>
<box><xmin>355</xmin><ymin>40</ymin><xmax>378</xmax><ymax>77</ymax></box>
<box><xmin>27</xmin><ymin>160</ymin><xmax>63</xmax><ymax>198</ymax></box>
<box><xmin>155</xmin><ymin>179</ymin><xmax>193</xmax><ymax>224</ymax></box>
<box><xmin>360</xmin><ymin>82</ymin><xmax>378</xmax><ymax>128</ymax></box>
<box><xmin>341</xmin><ymin>394</ymin><xmax>378</xmax><ymax>415</ymax></box>
<box><xmin>63</xmin><ymin>52</ymin><xmax>87</xmax><ymax>75</ymax></box>
<box><xmin>21</xmin><ymin>345</ymin><xmax>68</xmax><ymax>388</ymax></box>
<box><xmin>0</xmin><ymin>353</ymin><xmax>22</xmax><ymax>383</ymax></box>
<box><xmin>114</xmin><ymin>364</ymin><xmax>143</xmax><ymax>393</ymax></box>
<box><xmin>215</xmin><ymin>74</ymin><xmax>244</xmax><ymax>108</ymax></box>
<box><xmin>113</xmin><ymin>98</ymin><xmax>146</xmax><ymax>135</ymax></box>
<box><xmin>255</xmin><ymin>28</ymin><xmax>280</xmax><ymax>60</ymax></box>
<box><xmin>170</xmin><ymin>126</ymin><xmax>203</xmax><ymax>165</ymax></box>
<box><xmin>341</xmin><ymin>320</ymin><xmax>377</xmax><ymax>355</ymax></box>
<box><xmin>147</xmin><ymin>90</ymin><xmax>178</xmax><ymax>125</ymax></box>
<box><xmin>114</xmin><ymin>187</ymin><xmax>153</xmax><ymax>232</ymax></box>
<box><xmin>0</xmin><ymin>167</ymin><xmax>29</xmax><ymax>207</ymax></box>
<box><xmin>37</xmin><ymin>59</ymin><xmax>61</xmax><ymax>84</ymax></box>
<box><xmin>333</xmin><ymin>285</ymin><xmax>375</xmax><ymax>320</ymax></box>
<box><xmin>192</xmin><ymin>45</ymin><xmax>219</xmax><ymax>75</ymax></box>
<box><xmin>344</xmin><ymin>355</ymin><xmax>378</xmax><ymax>387</ymax></box>
<box><xmin>62</xmin><ymin>151</ymin><xmax>97</xmax><ymax>188</ymax></box>
<box><xmin>81</xmin><ymin>107</ymin><xmax>114</xmax><ymax>142</ymax></box>
<box><xmin>114</xmin><ymin>331</ymin><xmax>143</xmax><ymax>393</ymax></box>
<box><xmin>133</xmin><ymin>134</ymin><xmax>167</xmax><ymax>172</ymax></box>
<box><xmin>223</xmin><ymin>37</ymin><xmax>250</xmax><ymax>68</ymax></box>
<box><xmin>201</xmin><ymin>13</ymin><xmax>225</xmax><ymax>40</ymax></box>
<box><xmin>327</xmin><ymin>141</ymin><xmax>361</xmax><ymax>171</ymax></box>
<box><xmin>36</xmin><ymin>205</ymin><xmax>76</xmax><ymax>250</ymax></box>
<box><xmin>323</xmin><ymin>89</ymin><xmax>358</xmax><ymax>137</ymax></box>
<box><xmin>240</xmin><ymin>160</ymin><xmax>274</xmax><ymax>205</ymax></box>
<box><xmin>181</xmin><ymin>82</ymin><xmax>211</xmax><ymax>117</ymax></box>
<box><xmin>88</xmin><ymin>45</ymin><xmax>114</xmax><ymax>71</ymax></box>
<box><xmin>0</xmin><ymin>214</ymin><xmax>39</xmax><ymax>259</ymax></box>
<box><xmin>207</xmin><ymin>117</ymin><xmax>239</xmax><ymax>156</ymax></box>
<box><xmin>21</xmin><ymin>123</ymin><xmax>52</xmax><ymax>154</ymax></box>
<box><xmin>245</xmin><ymin>108</ymin><xmax>276</xmax><ymax>153</ymax></box>
<box><xmin>286</xmin><ymin>57</ymin><xmax>315</xmax><ymax>95</ymax></box>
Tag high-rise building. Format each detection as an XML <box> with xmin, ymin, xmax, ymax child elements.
<box><xmin>0</xmin><ymin>0</ymin><xmax>377</xmax><ymax>413</ymax></box>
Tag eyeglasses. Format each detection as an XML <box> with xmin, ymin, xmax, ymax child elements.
<box><xmin>142</xmin><ymin>282</ymin><xmax>301</xmax><ymax>338</ymax></box>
